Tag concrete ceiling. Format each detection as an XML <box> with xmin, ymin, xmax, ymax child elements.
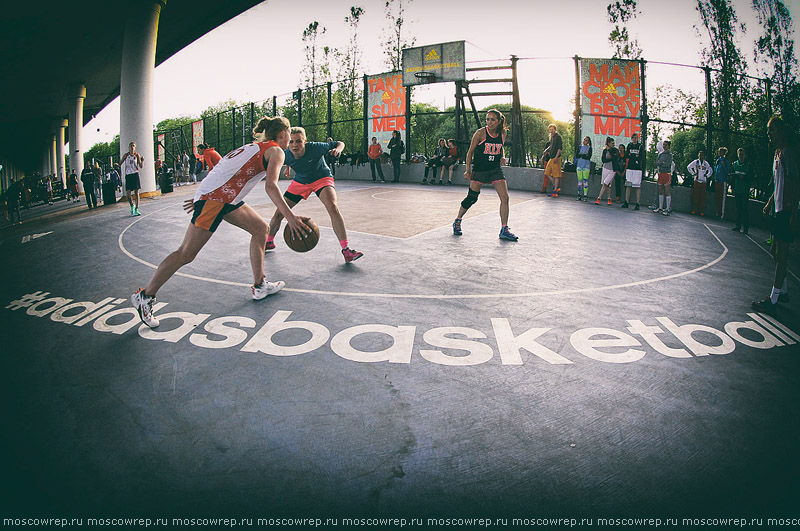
<box><xmin>0</xmin><ymin>0</ymin><xmax>262</xmax><ymax>172</ymax></box>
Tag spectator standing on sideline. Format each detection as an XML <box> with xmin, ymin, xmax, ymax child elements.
<box><xmin>80</xmin><ymin>163</ymin><xmax>97</xmax><ymax>209</ymax></box>
<box><xmin>714</xmin><ymin>147</ymin><xmax>731</xmax><ymax>219</ymax></box>
<box><xmin>655</xmin><ymin>140</ymin><xmax>673</xmax><ymax>215</ymax></box>
<box><xmin>752</xmin><ymin>116</ymin><xmax>799</xmax><ymax>317</ymax></box>
<box><xmin>574</xmin><ymin>136</ymin><xmax>592</xmax><ymax>201</ymax></box>
<box><xmin>388</xmin><ymin>130</ymin><xmax>404</xmax><ymax>183</ymax></box>
<box><xmin>367</xmin><ymin>137</ymin><xmax>386</xmax><ymax>182</ymax></box>
<box><xmin>614</xmin><ymin>144</ymin><xmax>627</xmax><ymax>202</ymax></box>
<box><xmin>731</xmin><ymin>148</ymin><xmax>752</xmax><ymax>234</ymax></box>
<box><xmin>687</xmin><ymin>151</ymin><xmax>713</xmax><ymax>216</ymax></box>
<box><xmin>621</xmin><ymin>133</ymin><xmax>644</xmax><ymax>210</ymax></box>
<box><xmin>121</xmin><ymin>141</ymin><xmax>144</xmax><ymax>216</ymax></box>
<box><xmin>181</xmin><ymin>151</ymin><xmax>191</xmax><ymax>184</ymax></box>
<box><xmin>596</xmin><ymin>137</ymin><xmax>620</xmax><ymax>205</ymax></box>
<box><xmin>44</xmin><ymin>175</ymin><xmax>53</xmax><ymax>205</ymax></box>
<box><xmin>109</xmin><ymin>163</ymin><xmax>122</xmax><ymax>198</ymax></box>
<box><xmin>6</xmin><ymin>179</ymin><xmax>22</xmax><ymax>224</ymax></box>
<box><xmin>543</xmin><ymin>124</ymin><xmax>563</xmax><ymax>198</ymax></box>
<box><xmin>440</xmin><ymin>139</ymin><xmax>460</xmax><ymax>185</ymax></box>
<box><xmin>197</xmin><ymin>144</ymin><xmax>222</xmax><ymax>170</ymax></box>
<box><xmin>92</xmin><ymin>161</ymin><xmax>103</xmax><ymax>201</ymax></box>
<box><xmin>423</xmin><ymin>138</ymin><xmax>448</xmax><ymax>185</ymax></box>
<box><xmin>193</xmin><ymin>148</ymin><xmax>205</xmax><ymax>181</ymax></box>
<box><xmin>67</xmin><ymin>169</ymin><xmax>79</xmax><ymax>202</ymax></box>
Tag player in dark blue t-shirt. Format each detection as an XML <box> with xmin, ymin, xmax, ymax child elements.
<box><xmin>266</xmin><ymin>127</ymin><xmax>363</xmax><ymax>263</ymax></box>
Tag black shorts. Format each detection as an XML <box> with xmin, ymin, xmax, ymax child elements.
<box><xmin>191</xmin><ymin>200</ymin><xmax>244</xmax><ymax>233</ymax></box>
<box><xmin>125</xmin><ymin>173</ymin><xmax>141</xmax><ymax>191</ymax></box>
<box><xmin>470</xmin><ymin>167</ymin><xmax>505</xmax><ymax>184</ymax></box>
<box><xmin>773</xmin><ymin>209</ymin><xmax>796</xmax><ymax>243</ymax></box>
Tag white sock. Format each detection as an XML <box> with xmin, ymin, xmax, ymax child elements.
<box><xmin>771</xmin><ymin>287</ymin><xmax>780</xmax><ymax>304</ymax></box>
<box><xmin>659</xmin><ymin>195</ymin><xmax>664</xmax><ymax>209</ymax></box>
<box><xmin>666</xmin><ymin>196</ymin><xmax>672</xmax><ymax>210</ymax></box>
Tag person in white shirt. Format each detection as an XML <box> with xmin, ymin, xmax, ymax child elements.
<box><xmin>687</xmin><ymin>151</ymin><xmax>713</xmax><ymax>216</ymax></box>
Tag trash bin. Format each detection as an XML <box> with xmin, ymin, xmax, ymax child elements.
<box><xmin>160</xmin><ymin>169</ymin><xmax>173</xmax><ymax>193</ymax></box>
<box><xmin>102</xmin><ymin>181</ymin><xmax>117</xmax><ymax>205</ymax></box>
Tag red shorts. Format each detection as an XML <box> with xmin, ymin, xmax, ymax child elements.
<box><xmin>657</xmin><ymin>173</ymin><xmax>671</xmax><ymax>185</ymax></box>
<box><xmin>285</xmin><ymin>177</ymin><xmax>335</xmax><ymax>202</ymax></box>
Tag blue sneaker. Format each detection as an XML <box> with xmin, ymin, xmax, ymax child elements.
<box><xmin>453</xmin><ymin>218</ymin><xmax>462</xmax><ymax>236</ymax></box>
<box><xmin>499</xmin><ymin>226</ymin><xmax>518</xmax><ymax>241</ymax></box>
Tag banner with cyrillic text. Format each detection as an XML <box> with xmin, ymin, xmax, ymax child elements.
<box><xmin>579</xmin><ymin>58</ymin><xmax>643</xmax><ymax>164</ymax></box>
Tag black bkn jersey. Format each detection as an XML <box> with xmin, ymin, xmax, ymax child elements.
<box><xmin>472</xmin><ymin>127</ymin><xmax>504</xmax><ymax>172</ymax></box>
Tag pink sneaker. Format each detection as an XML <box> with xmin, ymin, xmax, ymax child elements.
<box><xmin>265</xmin><ymin>240</ymin><xmax>276</xmax><ymax>251</ymax></box>
<box><xmin>342</xmin><ymin>247</ymin><xmax>363</xmax><ymax>263</ymax></box>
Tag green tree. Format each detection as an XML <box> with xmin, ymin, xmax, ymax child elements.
<box><xmin>410</xmin><ymin>102</ymin><xmax>447</xmax><ymax>156</ymax></box>
<box><xmin>607</xmin><ymin>0</ymin><xmax>642</xmax><ymax>59</ymax></box>
<box><xmin>752</xmin><ymin>0</ymin><xmax>799</xmax><ymax>129</ymax></box>
<box><xmin>330</xmin><ymin>6</ymin><xmax>366</xmax><ymax>148</ymax></box>
<box><xmin>300</xmin><ymin>21</ymin><xmax>332</xmax><ymax>140</ymax></box>
<box><xmin>695</xmin><ymin>0</ymin><xmax>750</xmax><ymax>149</ymax></box>
<box><xmin>383</xmin><ymin>0</ymin><xmax>415</xmax><ymax>71</ymax></box>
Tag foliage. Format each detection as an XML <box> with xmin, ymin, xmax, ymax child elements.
<box><xmin>752</xmin><ymin>0</ymin><xmax>799</xmax><ymax>130</ymax></box>
<box><xmin>695</xmin><ymin>0</ymin><xmax>749</xmax><ymax>148</ymax></box>
<box><xmin>383</xmin><ymin>0</ymin><xmax>415</xmax><ymax>71</ymax></box>
<box><xmin>607</xmin><ymin>0</ymin><xmax>642</xmax><ymax>59</ymax></box>
<box><xmin>84</xmin><ymin>135</ymin><xmax>121</xmax><ymax>169</ymax></box>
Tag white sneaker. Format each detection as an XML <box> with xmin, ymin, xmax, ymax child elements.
<box><xmin>131</xmin><ymin>288</ymin><xmax>159</xmax><ymax>328</ymax></box>
<box><xmin>252</xmin><ymin>280</ymin><xmax>285</xmax><ymax>300</ymax></box>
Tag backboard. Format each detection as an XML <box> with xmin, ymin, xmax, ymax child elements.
<box><xmin>402</xmin><ymin>41</ymin><xmax>466</xmax><ymax>87</ymax></box>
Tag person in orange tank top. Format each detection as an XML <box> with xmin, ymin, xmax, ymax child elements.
<box><xmin>131</xmin><ymin>117</ymin><xmax>311</xmax><ymax>329</ymax></box>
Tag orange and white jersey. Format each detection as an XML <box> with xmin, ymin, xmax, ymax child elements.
<box><xmin>194</xmin><ymin>141</ymin><xmax>276</xmax><ymax>204</ymax></box>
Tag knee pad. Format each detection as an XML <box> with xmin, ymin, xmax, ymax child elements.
<box><xmin>460</xmin><ymin>189</ymin><xmax>480</xmax><ymax>210</ymax></box>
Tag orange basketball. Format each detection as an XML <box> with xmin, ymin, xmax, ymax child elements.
<box><xmin>283</xmin><ymin>217</ymin><xmax>319</xmax><ymax>252</ymax></box>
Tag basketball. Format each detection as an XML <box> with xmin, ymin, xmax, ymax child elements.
<box><xmin>283</xmin><ymin>217</ymin><xmax>319</xmax><ymax>252</ymax></box>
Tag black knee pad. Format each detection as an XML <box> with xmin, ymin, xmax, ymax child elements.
<box><xmin>461</xmin><ymin>189</ymin><xmax>480</xmax><ymax>210</ymax></box>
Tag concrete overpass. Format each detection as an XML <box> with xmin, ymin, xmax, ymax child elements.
<box><xmin>0</xmin><ymin>0</ymin><xmax>262</xmax><ymax>190</ymax></box>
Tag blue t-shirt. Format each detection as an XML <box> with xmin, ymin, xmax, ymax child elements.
<box><xmin>284</xmin><ymin>141</ymin><xmax>338</xmax><ymax>184</ymax></box>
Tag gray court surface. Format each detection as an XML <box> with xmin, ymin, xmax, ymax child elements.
<box><xmin>1</xmin><ymin>179</ymin><xmax>799</xmax><ymax>526</ymax></box>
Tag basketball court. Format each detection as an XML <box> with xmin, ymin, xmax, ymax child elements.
<box><xmin>2</xmin><ymin>179</ymin><xmax>799</xmax><ymax>521</ymax></box>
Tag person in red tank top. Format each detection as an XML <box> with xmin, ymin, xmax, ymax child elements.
<box><xmin>131</xmin><ymin>117</ymin><xmax>311</xmax><ymax>329</ymax></box>
<box><xmin>452</xmin><ymin>109</ymin><xmax>518</xmax><ymax>241</ymax></box>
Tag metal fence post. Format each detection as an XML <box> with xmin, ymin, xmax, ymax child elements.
<box><xmin>363</xmin><ymin>75</ymin><xmax>369</xmax><ymax>156</ymax></box>
<box><xmin>573</xmin><ymin>56</ymin><xmax>581</xmax><ymax>171</ymax></box>
<box><xmin>327</xmin><ymin>82</ymin><xmax>333</xmax><ymax>140</ymax></box>
<box><xmin>704</xmin><ymin>66</ymin><xmax>713</xmax><ymax>157</ymax></box>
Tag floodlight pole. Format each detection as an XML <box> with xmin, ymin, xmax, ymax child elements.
<box><xmin>362</xmin><ymin>75</ymin><xmax>369</xmax><ymax>157</ymax></box>
<box><xmin>640</xmin><ymin>59</ymin><xmax>648</xmax><ymax>173</ymax></box>
<box><xmin>510</xmin><ymin>55</ymin><xmax>524</xmax><ymax>167</ymax></box>
<box><xmin>405</xmin><ymin>85</ymin><xmax>412</xmax><ymax>163</ymax></box>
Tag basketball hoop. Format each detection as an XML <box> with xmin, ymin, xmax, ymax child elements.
<box><xmin>414</xmin><ymin>71</ymin><xmax>436</xmax><ymax>83</ymax></box>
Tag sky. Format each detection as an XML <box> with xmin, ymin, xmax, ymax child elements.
<box><xmin>82</xmin><ymin>0</ymin><xmax>799</xmax><ymax>149</ymax></box>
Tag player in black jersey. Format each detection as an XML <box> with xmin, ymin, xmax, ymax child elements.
<box><xmin>452</xmin><ymin>109</ymin><xmax>518</xmax><ymax>241</ymax></box>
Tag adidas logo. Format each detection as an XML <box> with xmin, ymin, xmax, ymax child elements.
<box><xmin>603</xmin><ymin>83</ymin><xmax>617</xmax><ymax>94</ymax></box>
<box><xmin>425</xmin><ymin>48</ymin><xmax>439</xmax><ymax>61</ymax></box>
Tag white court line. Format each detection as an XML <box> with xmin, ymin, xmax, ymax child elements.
<box><xmin>745</xmin><ymin>233</ymin><xmax>800</xmax><ymax>283</ymax></box>
<box><xmin>120</xmin><ymin>203</ymin><xmax>729</xmax><ymax>298</ymax></box>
